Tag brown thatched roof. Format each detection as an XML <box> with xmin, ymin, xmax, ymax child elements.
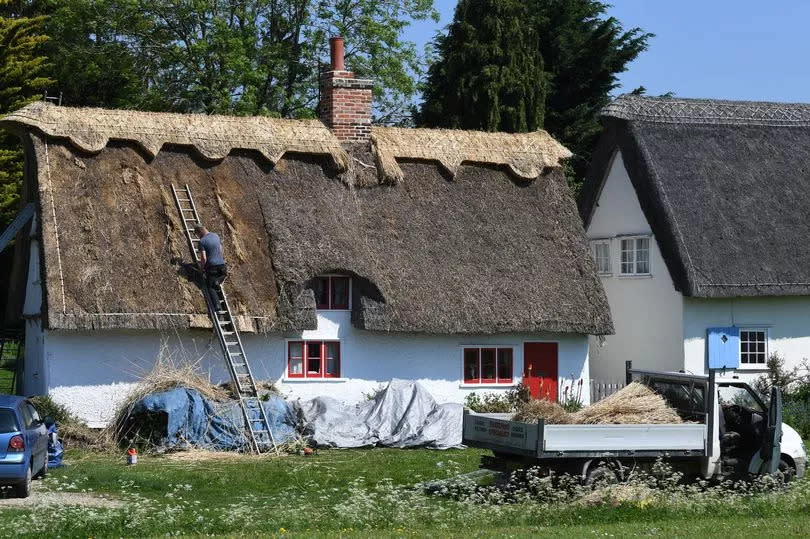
<box><xmin>3</xmin><ymin>102</ymin><xmax>612</xmax><ymax>335</ymax></box>
<box><xmin>580</xmin><ymin>94</ymin><xmax>810</xmax><ymax>298</ymax></box>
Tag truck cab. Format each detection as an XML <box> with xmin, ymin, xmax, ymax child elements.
<box><xmin>635</xmin><ymin>369</ymin><xmax>806</xmax><ymax>480</ymax></box>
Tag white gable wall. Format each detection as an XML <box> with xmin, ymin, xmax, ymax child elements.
<box><xmin>585</xmin><ymin>151</ymin><xmax>684</xmax><ymax>379</ymax></box>
<box><xmin>41</xmin><ymin>311</ymin><xmax>590</xmax><ymax>427</ymax></box>
<box><xmin>684</xmin><ymin>296</ymin><xmax>810</xmax><ymax>381</ymax></box>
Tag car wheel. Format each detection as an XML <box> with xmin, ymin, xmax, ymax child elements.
<box><xmin>14</xmin><ymin>465</ymin><xmax>32</xmax><ymax>498</ymax></box>
<box><xmin>35</xmin><ymin>455</ymin><xmax>48</xmax><ymax>479</ymax></box>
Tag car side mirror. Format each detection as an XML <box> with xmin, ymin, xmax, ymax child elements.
<box><xmin>44</xmin><ymin>415</ymin><xmax>55</xmax><ymax>428</ymax></box>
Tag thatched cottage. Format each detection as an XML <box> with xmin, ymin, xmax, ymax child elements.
<box><xmin>2</xmin><ymin>40</ymin><xmax>612</xmax><ymax>426</ymax></box>
<box><xmin>580</xmin><ymin>94</ymin><xmax>810</xmax><ymax>382</ymax></box>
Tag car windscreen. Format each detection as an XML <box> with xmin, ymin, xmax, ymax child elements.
<box><xmin>0</xmin><ymin>409</ymin><xmax>19</xmax><ymax>433</ymax></box>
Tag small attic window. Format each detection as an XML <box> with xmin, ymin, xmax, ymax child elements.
<box><xmin>619</xmin><ymin>236</ymin><xmax>651</xmax><ymax>276</ymax></box>
<box><xmin>314</xmin><ymin>275</ymin><xmax>351</xmax><ymax>310</ymax></box>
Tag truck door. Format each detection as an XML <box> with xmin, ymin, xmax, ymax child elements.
<box><xmin>761</xmin><ymin>387</ymin><xmax>783</xmax><ymax>475</ymax></box>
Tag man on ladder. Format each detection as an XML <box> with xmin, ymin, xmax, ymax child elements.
<box><xmin>194</xmin><ymin>223</ymin><xmax>227</xmax><ymax>303</ymax></box>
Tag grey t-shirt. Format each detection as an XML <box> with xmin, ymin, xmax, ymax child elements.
<box><xmin>199</xmin><ymin>232</ymin><xmax>225</xmax><ymax>266</ymax></box>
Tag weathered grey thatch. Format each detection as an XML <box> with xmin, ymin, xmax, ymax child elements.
<box><xmin>580</xmin><ymin>94</ymin><xmax>810</xmax><ymax>298</ymax></box>
<box><xmin>3</xmin><ymin>103</ymin><xmax>612</xmax><ymax>334</ymax></box>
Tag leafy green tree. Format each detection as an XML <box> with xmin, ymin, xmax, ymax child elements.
<box><xmin>26</xmin><ymin>0</ymin><xmax>437</xmax><ymax>121</ymax></box>
<box><xmin>0</xmin><ymin>0</ymin><xmax>51</xmax><ymax>226</ymax></box>
<box><xmin>419</xmin><ymin>0</ymin><xmax>651</xmax><ymax>191</ymax></box>
<box><xmin>418</xmin><ymin>0</ymin><xmax>546</xmax><ymax>132</ymax></box>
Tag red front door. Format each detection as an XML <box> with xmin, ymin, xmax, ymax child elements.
<box><xmin>523</xmin><ymin>342</ymin><xmax>558</xmax><ymax>401</ymax></box>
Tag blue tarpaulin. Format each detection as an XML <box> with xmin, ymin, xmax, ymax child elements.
<box><xmin>128</xmin><ymin>388</ymin><xmax>297</xmax><ymax>450</ymax></box>
<box><xmin>47</xmin><ymin>424</ymin><xmax>64</xmax><ymax>467</ymax></box>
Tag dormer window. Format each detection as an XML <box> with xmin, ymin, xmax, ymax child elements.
<box><xmin>314</xmin><ymin>275</ymin><xmax>350</xmax><ymax>310</ymax></box>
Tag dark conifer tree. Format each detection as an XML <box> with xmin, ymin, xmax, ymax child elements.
<box><xmin>419</xmin><ymin>0</ymin><xmax>651</xmax><ymax>192</ymax></box>
<box><xmin>418</xmin><ymin>0</ymin><xmax>546</xmax><ymax>133</ymax></box>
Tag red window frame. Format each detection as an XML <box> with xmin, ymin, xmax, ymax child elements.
<box><xmin>463</xmin><ymin>347</ymin><xmax>513</xmax><ymax>384</ymax></box>
<box><xmin>315</xmin><ymin>276</ymin><xmax>350</xmax><ymax>310</ymax></box>
<box><xmin>288</xmin><ymin>340</ymin><xmax>340</xmax><ymax>378</ymax></box>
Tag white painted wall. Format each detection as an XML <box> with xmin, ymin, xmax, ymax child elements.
<box><xmin>42</xmin><ymin>310</ymin><xmax>590</xmax><ymax>427</ymax></box>
<box><xmin>684</xmin><ymin>296</ymin><xmax>810</xmax><ymax>382</ymax></box>
<box><xmin>585</xmin><ymin>151</ymin><xmax>684</xmax><ymax>380</ymax></box>
<box><xmin>21</xmin><ymin>213</ymin><xmax>46</xmax><ymax>396</ymax></box>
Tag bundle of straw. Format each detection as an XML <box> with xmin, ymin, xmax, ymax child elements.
<box><xmin>570</xmin><ymin>382</ymin><xmax>683</xmax><ymax>425</ymax></box>
<box><xmin>511</xmin><ymin>382</ymin><xmax>684</xmax><ymax>425</ymax></box>
<box><xmin>513</xmin><ymin>399</ymin><xmax>569</xmax><ymax>424</ymax></box>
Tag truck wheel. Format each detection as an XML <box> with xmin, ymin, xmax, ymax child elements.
<box><xmin>14</xmin><ymin>465</ymin><xmax>32</xmax><ymax>498</ymax></box>
<box><xmin>585</xmin><ymin>462</ymin><xmax>620</xmax><ymax>487</ymax></box>
<box><xmin>777</xmin><ymin>457</ymin><xmax>795</xmax><ymax>483</ymax></box>
<box><xmin>758</xmin><ymin>457</ymin><xmax>795</xmax><ymax>483</ymax></box>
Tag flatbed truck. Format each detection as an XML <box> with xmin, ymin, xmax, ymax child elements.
<box><xmin>463</xmin><ymin>363</ymin><xmax>806</xmax><ymax>483</ymax></box>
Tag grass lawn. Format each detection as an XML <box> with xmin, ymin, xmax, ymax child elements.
<box><xmin>0</xmin><ymin>447</ymin><xmax>807</xmax><ymax>538</ymax></box>
<box><xmin>0</xmin><ymin>368</ymin><xmax>14</xmax><ymax>394</ymax></box>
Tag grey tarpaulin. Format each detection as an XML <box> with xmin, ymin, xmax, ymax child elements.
<box><xmin>296</xmin><ymin>379</ymin><xmax>463</xmax><ymax>449</ymax></box>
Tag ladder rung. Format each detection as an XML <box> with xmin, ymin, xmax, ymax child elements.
<box><xmin>232</xmin><ymin>363</ymin><xmax>246</xmax><ymax>368</ymax></box>
<box><xmin>176</xmin><ymin>198</ymin><xmax>191</xmax><ymax>202</ymax></box>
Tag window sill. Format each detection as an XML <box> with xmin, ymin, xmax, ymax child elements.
<box><xmin>618</xmin><ymin>274</ymin><xmax>652</xmax><ymax>279</ymax></box>
<box><xmin>459</xmin><ymin>383</ymin><xmax>518</xmax><ymax>389</ymax></box>
<box><xmin>735</xmin><ymin>366</ymin><xmax>768</xmax><ymax>372</ymax></box>
<box><xmin>283</xmin><ymin>377</ymin><xmax>348</xmax><ymax>383</ymax></box>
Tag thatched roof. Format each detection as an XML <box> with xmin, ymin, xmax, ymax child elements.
<box><xmin>3</xmin><ymin>102</ymin><xmax>612</xmax><ymax>334</ymax></box>
<box><xmin>580</xmin><ymin>94</ymin><xmax>810</xmax><ymax>298</ymax></box>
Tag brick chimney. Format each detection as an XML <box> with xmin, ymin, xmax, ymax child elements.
<box><xmin>319</xmin><ymin>37</ymin><xmax>373</xmax><ymax>142</ymax></box>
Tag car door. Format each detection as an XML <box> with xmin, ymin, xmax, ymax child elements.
<box><xmin>25</xmin><ymin>403</ymin><xmax>47</xmax><ymax>471</ymax></box>
<box><xmin>18</xmin><ymin>403</ymin><xmax>35</xmax><ymax>468</ymax></box>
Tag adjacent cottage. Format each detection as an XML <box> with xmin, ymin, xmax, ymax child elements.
<box><xmin>580</xmin><ymin>94</ymin><xmax>810</xmax><ymax>382</ymax></box>
<box><xmin>2</xmin><ymin>40</ymin><xmax>612</xmax><ymax>426</ymax></box>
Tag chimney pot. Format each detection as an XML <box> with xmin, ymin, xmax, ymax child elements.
<box><xmin>330</xmin><ymin>37</ymin><xmax>345</xmax><ymax>71</ymax></box>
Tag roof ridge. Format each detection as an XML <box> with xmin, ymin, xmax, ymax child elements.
<box><xmin>603</xmin><ymin>94</ymin><xmax>810</xmax><ymax>126</ymax></box>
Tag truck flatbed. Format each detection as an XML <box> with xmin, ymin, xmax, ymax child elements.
<box><xmin>463</xmin><ymin>411</ymin><xmax>707</xmax><ymax>459</ymax></box>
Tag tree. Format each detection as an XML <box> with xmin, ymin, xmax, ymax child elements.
<box><xmin>534</xmin><ymin>0</ymin><xmax>651</xmax><ymax>190</ymax></box>
<box><xmin>418</xmin><ymin>0</ymin><xmax>546</xmax><ymax>132</ymax></box>
<box><xmin>418</xmin><ymin>0</ymin><xmax>651</xmax><ymax>191</ymax></box>
<box><xmin>26</xmin><ymin>0</ymin><xmax>437</xmax><ymax>122</ymax></box>
<box><xmin>0</xmin><ymin>0</ymin><xmax>52</xmax><ymax>227</ymax></box>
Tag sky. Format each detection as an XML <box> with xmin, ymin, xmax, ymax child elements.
<box><xmin>408</xmin><ymin>0</ymin><xmax>810</xmax><ymax>103</ymax></box>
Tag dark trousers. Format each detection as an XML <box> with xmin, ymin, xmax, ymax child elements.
<box><xmin>205</xmin><ymin>264</ymin><xmax>228</xmax><ymax>304</ymax></box>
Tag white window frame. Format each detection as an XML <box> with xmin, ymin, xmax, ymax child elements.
<box><xmin>618</xmin><ymin>235</ymin><xmax>652</xmax><ymax>276</ymax></box>
<box><xmin>590</xmin><ymin>239</ymin><xmax>612</xmax><ymax>276</ymax></box>
<box><xmin>738</xmin><ymin>328</ymin><xmax>768</xmax><ymax>369</ymax></box>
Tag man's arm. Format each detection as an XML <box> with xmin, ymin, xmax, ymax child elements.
<box><xmin>198</xmin><ymin>242</ymin><xmax>208</xmax><ymax>270</ymax></box>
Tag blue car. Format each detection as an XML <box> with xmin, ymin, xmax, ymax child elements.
<box><xmin>0</xmin><ymin>396</ymin><xmax>49</xmax><ymax>498</ymax></box>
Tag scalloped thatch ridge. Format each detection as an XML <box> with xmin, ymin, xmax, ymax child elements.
<box><xmin>371</xmin><ymin>126</ymin><xmax>572</xmax><ymax>184</ymax></box>
<box><xmin>1</xmin><ymin>101</ymin><xmax>350</xmax><ymax>170</ymax></box>
<box><xmin>1</xmin><ymin>103</ymin><xmax>573</xmax><ymax>186</ymax></box>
